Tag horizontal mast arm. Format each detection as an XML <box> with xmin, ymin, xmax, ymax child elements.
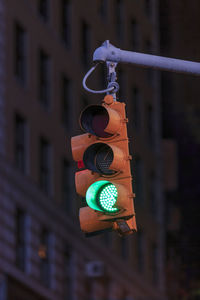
<box><xmin>93</xmin><ymin>40</ymin><xmax>200</xmax><ymax>76</ymax></box>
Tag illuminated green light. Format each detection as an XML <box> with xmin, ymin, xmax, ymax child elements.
<box><xmin>99</xmin><ymin>184</ymin><xmax>118</xmax><ymax>212</ymax></box>
<box><xmin>86</xmin><ymin>180</ymin><xmax>119</xmax><ymax>213</ymax></box>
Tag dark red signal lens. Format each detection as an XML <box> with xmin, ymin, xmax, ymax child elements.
<box><xmin>80</xmin><ymin>105</ymin><xmax>112</xmax><ymax>138</ymax></box>
<box><xmin>92</xmin><ymin>113</ymin><xmax>111</xmax><ymax>138</ymax></box>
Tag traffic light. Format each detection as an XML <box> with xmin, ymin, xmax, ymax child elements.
<box><xmin>71</xmin><ymin>95</ymin><xmax>137</xmax><ymax>236</ymax></box>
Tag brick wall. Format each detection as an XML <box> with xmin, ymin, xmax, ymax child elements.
<box><xmin>0</xmin><ymin>0</ymin><xmax>168</xmax><ymax>298</ymax></box>
<box><xmin>0</xmin><ymin>155</ymin><xmax>167</xmax><ymax>300</ymax></box>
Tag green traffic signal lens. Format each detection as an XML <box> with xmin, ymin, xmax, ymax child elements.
<box><xmin>86</xmin><ymin>180</ymin><xmax>119</xmax><ymax>213</ymax></box>
<box><xmin>99</xmin><ymin>184</ymin><xmax>118</xmax><ymax>212</ymax></box>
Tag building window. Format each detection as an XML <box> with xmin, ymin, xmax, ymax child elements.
<box><xmin>145</xmin><ymin>39</ymin><xmax>153</xmax><ymax>54</ymax></box>
<box><xmin>118</xmin><ymin>68</ymin><xmax>125</xmax><ymax>99</ymax></box>
<box><xmin>115</xmin><ymin>0</ymin><xmax>123</xmax><ymax>41</ymax></box>
<box><xmin>81</xmin><ymin>96</ymin><xmax>89</xmax><ymax>112</ymax></box>
<box><xmin>81</xmin><ymin>21</ymin><xmax>91</xmax><ymax>67</ymax></box>
<box><xmin>130</xmin><ymin>19</ymin><xmax>139</xmax><ymax>51</ymax></box>
<box><xmin>121</xmin><ymin>236</ymin><xmax>128</xmax><ymax>259</ymax></box>
<box><xmin>84</xmin><ymin>279</ymin><xmax>94</xmax><ymax>300</ymax></box>
<box><xmin>134</xmin><ymin>157</ymin><xmax>144</xmax><ymax>206</ymax></box>
<box><xmin>137</xmin><ymin>230</ymin><xmax>145</xmax><ymax>272</ymax></box>
<box><xmin>144</xmin><ymin>0</ymin><xmax>152</xmax><ymax>17</ymax></box>
<box><xmin>119</xmin><ymin>291</ymin><xmax>130</xmax><ymax>300</ymax></box>
<box><xmin>61</xmin><ymin>0</ymin><xmax>71</xmax><ymax>46</ymax></box>
<box><xmin>0</xmin><ymin>278</ymin><xmax>7</xmax><ymax>300</ymax></box>
<box><xmin>102</xmin><ymin>278</ymin><xmax>111</xmax><ymax>300</ymax></box>
<box><xmin>149</xmin><ymin>172</ymin><xmax>157</xmax><ymax>215</ymax></box>
<box><xmin>132</xmin><ymin>87</ymin><xmax>141</xmax><ymax>131</ymax></box>
<box><xmin>124</xmin><ymin>296</ymin><xmax>134</xmax><ymax>300</ymax></box>
<box><xmin>14</xmin><ymin>22</ymin><xmax>26</xmax><ymax>83</ymax></box>
<box><xmin>63</xmin><ymin>245</ymin><xmax>73</xmax><ymax>299</ymax></box>
<box><xmin>38</xmin><ymin>0</ymin><xmax>49</xmax><ymax>21</ymax></box>
<box><xmin>39</xmin><ymin>137</ymin><xmax>52</xmax><ymax>194</ymax></box>
<box><xmin>150</xmin><ymin>243</ymin><xmax>158</xmax><ymax>284</ymax></box>
<box><xmin>103</xmin><ymin>230</ymin><xmax>112</xmax><ymax>246</ymax></box>
<box><xmin>99</xmin><ymin>60</ymin><xmax>107</xmax><ymax>90</ymax></box>
<box><xmin>99</xmin><ymin>0</ymin><xmax>107</xmax><ymax>18</ymax></box>
<box><xmin>15</xmin><ymin>208</ymin><xmax>26</xmax><ymax>271</ymax></box>
<box><xmin>15</xmin><ymin>114</ymin><xmax>27</xmax><ymax>173</ymax></box>
<box><xmin>160</xmin><ymin>0</ymin><xmax>171</xmax><ymax>51</ymax></box>
<box><xmin>145</xmin><ymin>40</ymin><xmax>154</xmax><ymax>84</ymax></box>
<box><xmin>38</xmin><ymin>228</ymin><xmax>51</xmax><ymax>287</ymax></box>
<box><xmin>62</xmin><ymin>76</ymin><xmax>71</xmax><ymax>129</ymax></box>
<box><xmin>62</xmin><ymin>159</ymin><xmax>71</xmax><ymax>211</ymax></box>
<box><xmin>39</xmin><ymin>49</ymin><xmax>50</xmax><ymax>108</ymax></box>
<box><xmin>146</xmin><ymin>104</ymin><xmax>154</xmax><ymax>146</ymax></box>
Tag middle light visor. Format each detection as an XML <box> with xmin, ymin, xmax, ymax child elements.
<box><xmin>83</xmin><ymin>143</ymin><xmax>116</xmax><ymax>175</ymax></box>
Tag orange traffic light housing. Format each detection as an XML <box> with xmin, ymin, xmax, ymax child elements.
<box><xmin>71</xmin><ymin>95</ymin><xmax>137</xmax><ymax>236</ymax></box>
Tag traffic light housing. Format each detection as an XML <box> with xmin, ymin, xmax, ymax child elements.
<box><xmin>71</xmin><ymin>95</ymin><xmax>137</xmax><ymax>236</ymax></box>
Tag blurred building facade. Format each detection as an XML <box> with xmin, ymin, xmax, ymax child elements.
<box><xmin>0</xmin><ymin>0</ymin><xmax>167</xmax><ymax>299</ymax></box>
<box><xmin>160</xmin><ymin>0</ymin><xmax>200</xmax><ymax>298</ymax></box>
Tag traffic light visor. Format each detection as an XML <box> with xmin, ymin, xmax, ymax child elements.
<box><xmin>80</xmin><ymin>105</ymin><xmax>121</xmax><ymax>138</ymax></box>
<box><xmin>80</xmin><ymin>105</ymin><xmax>111</xmax><ymax>137</ymax></box>
<box><xmin>83</xmin><ymin>143</ymin><xmax>116</xmax><ymax>175</ymax></box>
<box><xmin>86</xmin><ymin>180</ymin><xmax>119</xmax><ymax>213</ymax></box>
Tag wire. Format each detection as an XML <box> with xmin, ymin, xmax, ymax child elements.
<box><xmin>82</xmin><ymin>63</ymin><xmax>114</xmax><ymax>94</ymax></box>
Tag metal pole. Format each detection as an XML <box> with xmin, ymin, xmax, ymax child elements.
<box><xmin>93</xmin><ymin>40</ymin><xmax>200</xmax><ymax>76</ymax></box>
